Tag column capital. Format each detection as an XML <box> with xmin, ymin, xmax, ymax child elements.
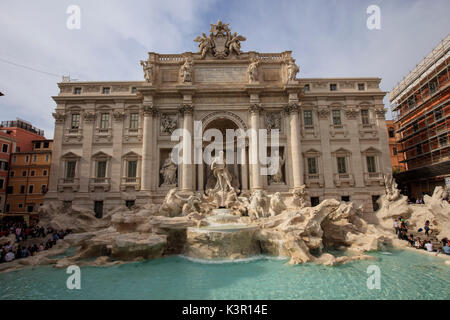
<box><xmin>52</xmin><ymin>111</ymin><xmax>66</xmax><ymax>124</ymax></box>
<box><xmin>82</xmin><ymin>111</ymin><xmax>96</xmax><ymax>122</ymax></box>
<box><xmin>248</xmin><ymin>103</ymin><xmax>263</xmax><ymax>114</ymax></box>
<box><xmin>143</xmin><ymin>103</ymin><xmax>158</xmax><ymax>116</ymax></box>
<box><xmin>317</xmin><ymin>106</ymin><xmax>330</xmax><ymax>119</ymax></box>
<box><xmin>283</xmin><ymin>102</ymin><xmax>300</xmax><ymax>114</ymax></box>
<box><xmin>178</xmin><ymin>104</ymin><xmax>194</xmax><ymax>116</ymax></box>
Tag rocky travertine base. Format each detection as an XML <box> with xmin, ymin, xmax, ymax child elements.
<box><xmin>1</xmin><ymin>183</ymin><xmax>449</xmax><ymax>273</ymax></box>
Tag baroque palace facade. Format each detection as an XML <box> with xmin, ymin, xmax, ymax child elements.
<box><xmin>46</xmin><ymin>21</ymin><xmax>391</xmax><ymax>215</ymax></box>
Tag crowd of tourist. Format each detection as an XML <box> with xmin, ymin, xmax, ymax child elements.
<box><xmin>394</xmin><ymin>217</ymin><xmax>450</xmax><ymax>255</ymax></box>
<box><xmin>0</xmin><ymin>220</ymin><xmax>72</xmax><ymax>264</ymax></box>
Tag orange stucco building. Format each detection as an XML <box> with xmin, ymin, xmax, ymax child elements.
<box><xmin>5</xmin><ymin>140</ymin><xmax>53</xmax><ymax>221</ymax></box>
<box><xmin>386</xmin><ymin>120</ymin><xmax>406</xmax><ymax>174</ymax></box>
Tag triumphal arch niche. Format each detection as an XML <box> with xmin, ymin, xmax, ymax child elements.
<box><xmin>49</xmin><ymin>20</ymin><xmax>390</xmax><ymax>213</ymax></box>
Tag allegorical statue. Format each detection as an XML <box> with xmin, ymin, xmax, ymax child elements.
<box><xmin>160</xmin><ymin>157</ymin><xmax>177</xmax><ymax>186</ymax></box>
<box><xmin>268</xmin><ymin>150</ymin><xmax>285</xmax><ymax>184</ymax></box>
<box><xmin>140</xmin><ymin>60</ymin><xmax>154</xmax><ymax>83</ymax></box>
<box><xmin>180</xmin><ymin>58</ymin><xmax>193</xmax><ymax>83</ymax></box>
<box><xmin>286</xmin><ymin>58</ymin><xmax>299</xmax><ymax>82</ymax></box>
<box><xmin>194</xmin><ymin>33</ymin><xmax>214</xmax><ymax>59</ymax></box>
<box><xmin>227</xmin><ymin>32</ymin><xmax>246</xmax><ymax>56</ymax></box>
<box><xmin>210</xmin><ymin>151</ymin><xmax>233</xmax><ymax>193</ymax></box>
<box><xmin>247</xmin><ymin>58</ymin><xmax>259</xmax><ymax>83</ymax></box>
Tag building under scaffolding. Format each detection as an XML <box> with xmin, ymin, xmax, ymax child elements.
<box><xmin>390</xmin><ymin>34</ymin><xmax>450</xmax><ymax>200</ymax></box>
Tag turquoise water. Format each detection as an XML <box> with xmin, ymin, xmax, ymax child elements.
<box><xmin>0</xmin><ymin>249</ymin><xmax>449</xmax><ymax>300</ymax></box>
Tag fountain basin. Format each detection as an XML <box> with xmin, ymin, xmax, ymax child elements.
<box><xmin>185</xmin><ymin>224</ymin><xmax>260</xmax><ymax>260</ymax></box>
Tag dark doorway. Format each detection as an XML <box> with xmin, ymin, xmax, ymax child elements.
<box><xmin>372</xmin><ymin>195</ymin><xmax>380</xmax><ymax>212</ymax></box>
<box><xmin>310</xmin><ymin>197</ymin><xmax>320</xmax><ymax>207</ymax></box>
<box><xmin>94</xmin><ymin>201</ymin><xmax>103</xmax><ymax>218</ymax></box>
<box><xmin>125</xmin><ymin>200</ymin><xmax>135</xmax><ymax>209</ymax></box>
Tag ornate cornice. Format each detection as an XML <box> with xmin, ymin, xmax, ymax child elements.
<box><xmin>112</xmin><ymin>111</ymin><xmax>125</xmax><ymax>121</ymax></box>
<box><xmin>317</xmin><ymin>107</ymin><xmax>330</xmax><ymax>119</ymax></box>
<box><xmin>344</xmin><ymin>108</ymin><xmax>359</xmax><ymax>120</ymax></box>
<box><xmin>83</xmin><ymin>111</ymin><xmax>96</xmax><ymax>122</ymax></box>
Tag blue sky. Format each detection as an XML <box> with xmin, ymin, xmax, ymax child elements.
<box><xmin>0</xmin><ymin>0</ymin><xmax>449</xmax><ymax>138</ymax></box>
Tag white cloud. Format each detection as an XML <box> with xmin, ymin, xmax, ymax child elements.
<box><xmin>0</xmin><ymin>0</ymin><xmax>449</xmax><ymax>137</ymax></box>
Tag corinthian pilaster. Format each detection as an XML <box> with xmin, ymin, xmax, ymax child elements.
<box><xmin>249</xmin><ymin>103</ymin><xmax>263</xmax><ymax>190</ymax></box>
<box><xmin>179</xmin><ymin>104</ymin><xmax>194</xmax><ymax>192</ymax></box>
<box><xmin>284</xmin><ymin>102</ymin><xmax>304</xmax><ymax>190</ymax></box>
<box><xmin>141</xmin><ymin>103</ymin><xmax>157</xmax><ymax>191</ymax></box>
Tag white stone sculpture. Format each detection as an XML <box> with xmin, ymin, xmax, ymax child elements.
<box><xmin>180</xmin><ymin>58</ymin><xmax>193</xmax><ymax>83</ymax></box>
<box><xmin>227</xmin><ymin>32</ymin><xmax>246</xmax><ymax>56</ymax></box>
<box><xmin>248</xmin><ymin>190</ymin><xmax>269</xmax><ymax>219</ymax></box>
<box><xmin>160</xmin><ymin>157</ymin><xmax>177</xmax><ymax>186</ymax></box>
<box><xmin>292</xmin><ymin>185</ymin><xmax>307</xmax><ymax>208</ymax></box>
<box><xmin>160</xmin><ymin>114</ymin><xmax>177</xmax><ymax>135</ymax></box>
<box><xmin>268</xmin><ymin>192</ymin><xmax>286</xmax><ymax>216</ymax></box>
<box><xmin>383</xmin><ymin>173</ymin><xmax>400</xmax><ymax>202</ymax></box>
<box><xmin>286</xmin><ymin>58</ymin><xmax>299</xmax><ymax>82</ymax></box>
<box><xmin>268</xmin><ymin>150</ymin><xmax>285</xmax><ymax>184</ymax></box>
<box><xmin>247</xmin><ymin>58</ymin><xmax>259</xmax><ymax>83</ymax></box>
<box><xmin>211</xmin><ymin>151</ymin><xmax>233</xmax><ymax>193</ymax></box>
<box><xmin>140</xmin><ymin>60</ymin><xmax>154</xmax><ymax>83</ymax></box>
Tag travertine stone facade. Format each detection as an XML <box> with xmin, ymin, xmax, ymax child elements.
<box><xmin>46</xmin><ymin>21</ymin><xmax>391</xmax><ymax>214</ymax></box>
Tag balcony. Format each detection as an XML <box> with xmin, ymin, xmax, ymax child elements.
<box><xmin>304</xmin><ymin>173</ymin><xmax>324</xmax><ymax>187</ymax></box>
<box><xmin>89</xmin><ymin>177</ymin><xmax>111</xmax><ymax>192</ymax></box>
<box><xmin>120</xmin><ymin>177</ymin><xmax>141</xmax><ymax>191</ymax></box>
<box><xmin>363</xmin><ymin>172</ymin><xmax>384</xmax><ymax>186</ymax></box>
<box><xmin>58</xmin><ymin>177</ymin><xmax>80</xmax><ymax>192</ymax></box>
<box><xmin>333</xmin><ymin>173</ymin><xmax>355</xmax><ymax>187</ymax></box>
<box><xmin>64</xmin><ymin>127</ymin><xmax>83</xmax><ymax>143</ymax></box>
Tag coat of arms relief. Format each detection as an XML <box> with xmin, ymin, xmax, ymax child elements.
<box><xmin>194</xmin><ymin>20</ymin><xmax>246</xmax><ymax>59</ymax></box>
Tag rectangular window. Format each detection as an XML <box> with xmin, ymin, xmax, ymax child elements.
<box><xmin>128</xmin><ymin>160</ymin><xmax>137</xmax><ymax>178</ymax></box>
<box><xmin>304</xmin><ymin>110</ymin><xmax>313</xmax><ymax>126</ymax></box>
<box><xmin>304</xmin><ymin>84</ymin><xmax>310</xmax><ymax>92</ymax></box>
<box><xmin>34</xmin><ymin>142</ymin><xmax>41</xmax><ymax>149</ymax></box>
<box><xmin>330</xmin><ymin>83</ymin><xmax>337</xmax><ymax>91</ymax></box>
<box><xmin>307</xmin><ymin>157</ymin><xmax>317</xmax><ymax>174</ymax></box>
<box><xmin>416</xmin><ymin>144</ymin><xmax>423</xmax><ymax>155</ymax></box>
<box><xmin>361</xmin><ymin>109</ymin><xmax>370</xmax><ymax>125</ymax></box>
<box><xmin>6</xmin><ymin>186</ymin><xmax>13</xmax><ymax>194</ymax></box>
<box><xmin>439</xmin><ymin>135</ymin><xmax>448</xmax><ymax>147</ymax></box>
<box><xmin>332</xmin><ymin>110</ymin><xmax>341</xmax><ymax>125</ymax></box>
<box><xmin>44</xmin><ymin>141</ymin><xmax>49</xmax><ymax>148</ymax></box>
<box><xmin>18</xmin><ymin>204</ymin><xmax>23</xmax><ymax>209</ymax></box>
<box><xmin>41</xmin><ymin>185</ymin><xmax>47</xmax><ymax>193</ymax></box>
<box><xmin>43</xmin><ymin>170</ymin><xmax>48</xmax><ymax>176</ymax></box>
<box><xmin>74</xmin><ymin>87</ymin><xmax>82</xmax><ymax>94</ymax></box>
<box><xmin>131</xmin><ymin>87</ymin><xmax>137</xmax><ymax>94</ymax></box>
<box><xmin>20</xmin><ymin>185</ymin><xmax>25</xmax><ymax>194</ymax></box>
<box><xmin>97</xmin><ymin>161</ymin><xmax>107</xmax><ymax>178</ymax></box>
<box><xmin>434</xmin><ymin>108</ymin><xmax>443</xmax><ymax>120</ymax></box>
<box><xmin>429</xmin><ymin>79</ymin><xmax>438</xmax><ymax>95</ymax></box>
<box><xmin>33</xmin><ymin>154</ymin><xmax>37</xmax><ymax>162</ymax></box>
<box><xmin>341</xmin><ymin>196</ymin><xmax>350</xmax><ymax>202</ymax></box>
<box><xmin>66</xmin><ymin>161</ymin><xmax>76</xmax><ymax>179</ymax></box>
<box><xmin>393</xmin><ymin>147</ymin><xmax>398</xmax><ymax>155</ymax></box>
<box><xmin>13</xmin><ymin>155</ymin><xmax>16</xmax><ymax>163</ymax></box>
<box><xmin>366</xmin><ymin>156</ymin><xmax>376</xmax><ymax>173</ymax></box>
<box><xmin>358</xmin><ymin>83</ymin><xmax>365</xmax><ymax>91</ymax></box>
<box><xmin>28</xmin><ymin>185</ymin><xmax>33</xmax><ymax>194</ymax></box>
<box><xmin>25</xmin><ymin>155</ymin><xmax>29</xmax><ymax>162</ymax></box>
<box><xmin>2</xmin><ymin>144</ymin><xmax>8</xmax><ymax>153</ymax></box>
<box><xmin>10</xmin><ymin>171</ymin><xmax>14</xmax><ymax>177</ymax></box>
<box><xmin>130</xmin><ymin>113</ymin><xmax>139</xmax><ymax>129</ymax></box>
<box><xmin>71</xmin><ymin>114</ymin><xmax>80</xmax><ymax>129</ymax></box>
<box><xmin>372</xmin><ymin>195</ymin><xmax>380</xmax><ymax>211</ymax></box>
<box><xmin>102</xmin><ymin>87</ymin><xmax>110</xmax><ymax>94</ymax></box>
<box><xmin>100</xmin><ymin>113</ymin><xmax>109</xmax><ymax>129</ymax></box>
<box><xmin>337</xmin><ymin>157</ymin><xmax>347</xmax><ymax>174</ymax></box>
<box><xmin>22</xmin><ymin>170</ymin><xmax>27</xmax><ymax>177</ymax></box>
<box><xmin>30</xmin><ymin>170</ymin><xmax>35</xmax><ymax>177</ymax></box>
<box><xmin>0</xmin><ymin>179</ymin><xmax>4</xmax><ymax>189</ymax></box>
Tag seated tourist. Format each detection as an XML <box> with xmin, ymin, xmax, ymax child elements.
<box><xmin>424</xmin><ymin>241</ymin><xmax>433</xmax><ymax>252</ymax></box>
<box><xmin>424</xmin><ymin>220</ymin><xmax>431</xmax><ymax>236</ymax></box>
<box><xmin>415</xmin><ymin>238</ymin><xmax>423</xmax><ymax>249</ymax></box>
<box><xmin>443</xmin><ymin>243</ymin><xmax>450</xmax><ymax>255</ymax></box>
<box><xmin>4</xmin><ymin>250</ymin><xmax>15</xmax><ymax>262</ymax></box>
<box><xmin>408</xmin><ymin>234</ymin><xmax>415</xmax><ymax>246</ymax></box>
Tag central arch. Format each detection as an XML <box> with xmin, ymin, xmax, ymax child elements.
<box><xmin>197</xmin><ymin>111</ymin><xmax>249</xmax><ymax>192</ymax></box>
